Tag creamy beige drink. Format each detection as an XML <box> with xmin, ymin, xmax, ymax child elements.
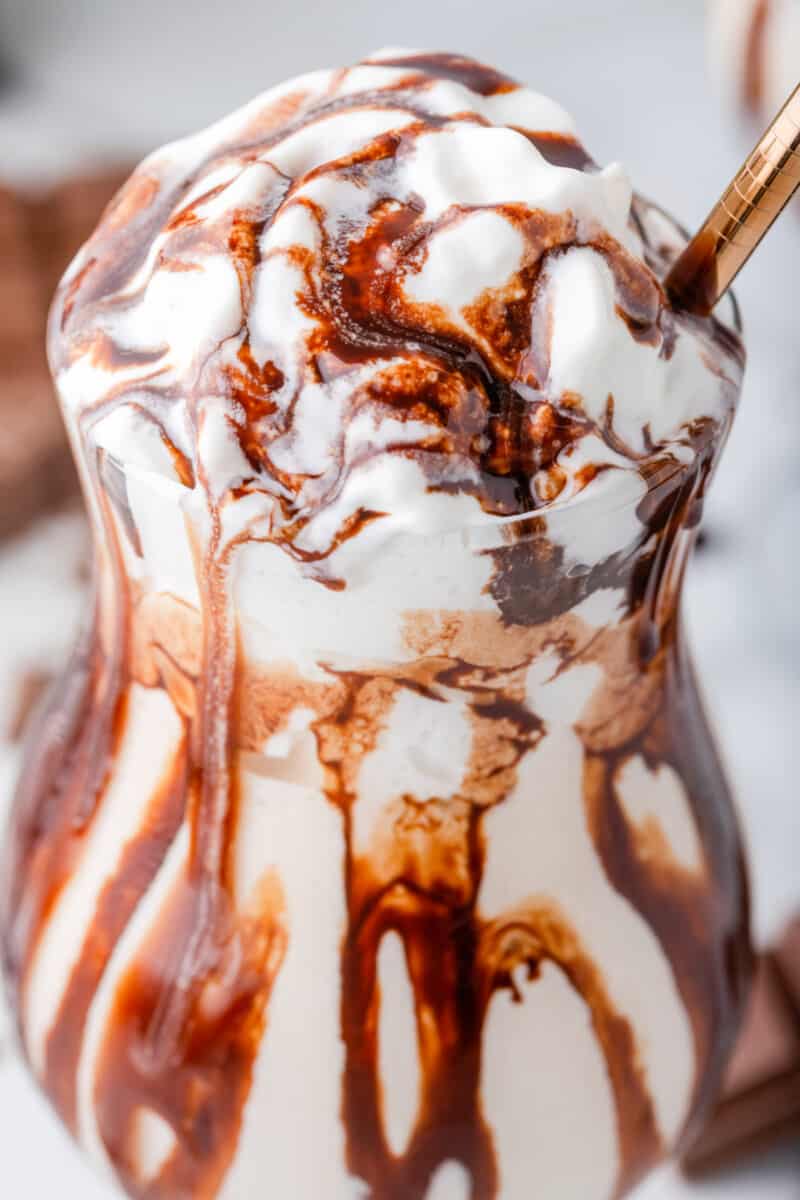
<box><xmin>1</xmin><ymin>50</ymin><xmax>751</xmax><ymax>1200</ymax></box>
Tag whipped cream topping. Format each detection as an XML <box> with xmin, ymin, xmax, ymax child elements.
<box><xmin>50</xmin><ymin>49</ymin><xmax>743</xmax><ymax>578</ymax></box>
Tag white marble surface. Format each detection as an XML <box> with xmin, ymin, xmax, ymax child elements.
<box><xmin>0</xmin><ymin>0</ymin><xmax>798</xmax><ymax>1196</ymax></box>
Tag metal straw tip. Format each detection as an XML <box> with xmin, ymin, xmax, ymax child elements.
<box><xmin>665</xmin><ymin>81</ymin><xmax>800</xmax><ymax>316</ymax></box>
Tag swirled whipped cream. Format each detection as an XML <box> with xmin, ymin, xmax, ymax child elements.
<box><xmin>50</xmin><ymin>49</ymin><xmax>742</xmax><ymax>576</ymax></box>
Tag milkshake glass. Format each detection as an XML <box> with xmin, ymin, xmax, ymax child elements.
<box><xmin>1</xmin><ymin>50</ymin><xmax>751</xmax><ymax>1200</ymax></box>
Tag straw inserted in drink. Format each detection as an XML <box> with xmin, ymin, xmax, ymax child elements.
<box><xmin>666</xmin><ymin>81</ymin><xmax>800</xmax><ymax>316</ymax></box>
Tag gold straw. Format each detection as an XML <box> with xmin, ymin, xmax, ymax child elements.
<box><xmin>666</xmin><ymin>82</ymin><xmax>800</xmax><ymax>316</ymax></box>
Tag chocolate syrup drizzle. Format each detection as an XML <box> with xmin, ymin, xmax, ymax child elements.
<box><xmin>1</xmin><ymin>53</ymin><xmax>751</xmax><ymax>1200</ymax></box>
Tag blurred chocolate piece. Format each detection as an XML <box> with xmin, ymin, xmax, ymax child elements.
<box><xmin>0</xmin><ymin>185</ymin><xmax>67</xmax><ymax>540</ymax></box>
<box><xmin>682</xmin><ymin>916</ymin><xmax>800</xmax><ymax>1178</ymax></box>
<box><xmin>0</xmin><ymin>187</ymin><xmax>41</xmax><ymax>356</ymax></box>
<box><xmin>776</xmin><ymin>918</ymin><xmax>800</xmax><ymax>1008</ymax></box>
<box><xmin>0</xmin><ymin>167</ymin><xmax>129</xmax><ymax>541</ymax></box>
<box><xmin>24</xmin><ymin>168</ymin><xmax>129</xmax><ymax>315</ymax></box>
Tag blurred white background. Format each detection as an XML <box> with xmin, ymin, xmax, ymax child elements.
<box><xmin>0</xmin><ymin>0</ymin><xmax>798</xmax><ymax>1196</ymax></box>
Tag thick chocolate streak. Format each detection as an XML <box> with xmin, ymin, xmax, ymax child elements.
<box><xmin>578</xmin><ymin>457</ymin><xmax>753</xmax><ymax>1164</ymax></box>
<box><xmin>1</xmin><ymin>454</ymin><xmax>131</xmax><ymax>1024</ymax></box>
<box><xmin>525</xmin><ymin>133</ymin><xmax>593</xmax><ymax>170</ymax></box>
<box><xmin>92</xmin><ymin>845</ymin><xmax>287</xmax><ymax>1199</ymax></box>
<box><xmin>1</xmin><ymin>52</ymin><xmax>750</xmax><ymax>1200</ymax></box>
<box><xmin>370</xmin><ymin>52</ymin><xmax>517</xmax><ymax>97</ymax></box>
<box><xmin>341</xmin><ymin>888</ymin><xmax>498</xmax><ymax>1199</ymax></box>
<box><xmin>43</xmin><ymin>739</ymin><xmax>188</xmax><ymax>1130</ymax></box>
